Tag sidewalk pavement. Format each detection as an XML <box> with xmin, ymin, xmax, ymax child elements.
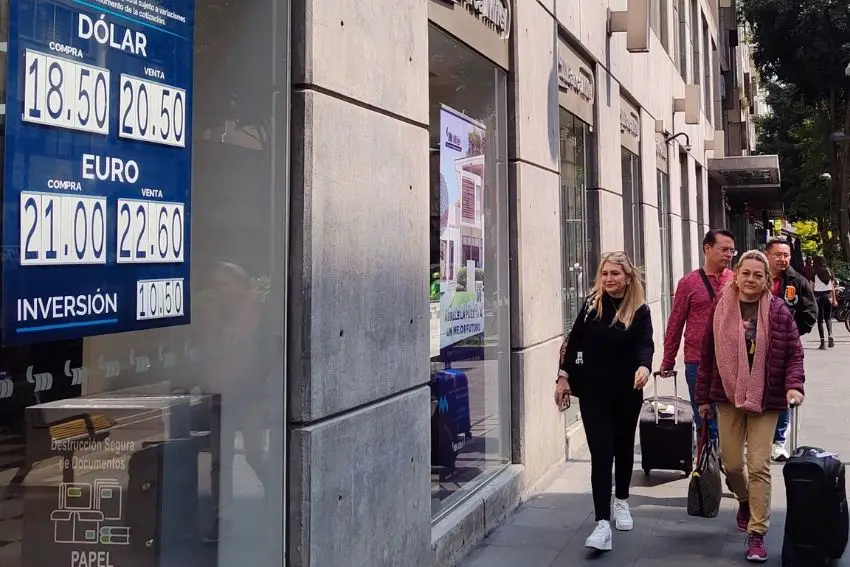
<box><xmin>461</xmin><ymin>325</ymin><xmax>850</xmax><ymax>567</ymax></box>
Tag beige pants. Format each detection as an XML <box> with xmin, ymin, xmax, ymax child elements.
<box><xmin>716</xmin><ymin>403</ymin><xmax>780</xmax><ymax>535</ymax></box>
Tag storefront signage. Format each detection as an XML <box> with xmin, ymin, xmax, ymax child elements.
<box><xmin>3</xmin><ymin>0</ymin><xmax>195</xmax><ymax>345</ymax></box>
<box><xmin>434</xmin><ymin>105</ymin><xmax>486</xmax><ymax>354</ymax></box>
<box><xmin>451</xmin><ymin>0</ymin><xmax>511</xmax><ymax>39</ymax></box>
<box><xmin>557</xmin><ymin>39</ymin><xmax>595</xmax><ymax>125</ymax></box>
<box><xmin>558</xmin><ymin>62</ymin><xmax>594</xmax><ymax>103</ymax></box>
<box><xmin>620</xmin><ymin>110</ymin><xmax>640</xmax><ymax>139</ymax></box>
<box><xmin>620</xmin><ymin>96</ymin><xmax>641</xmax><ymax>155</ymax></box>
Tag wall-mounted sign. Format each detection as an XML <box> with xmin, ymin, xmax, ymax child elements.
<box><xmin>620</xmin><ymin>96</ymin><xmax>641</xmax><ymax>155</ymax></box>
<box><xmin>451</xmin><ymin>0</ymin><xmax>511</xmax><ymax>39</ymax></box>
<box><xmin>656</xmin><ymin>133</ymin><xmax>669</xmax><ymax>172</ymax></box>
<box><xmin>557</xmin><ymin>39</ymin><xmax>595</xmax><ymax>125</ymax></box>
<box><xmin>3</xmin><ymin>0</ymin><xmax>194</xmax><ymax>345</ymax></box>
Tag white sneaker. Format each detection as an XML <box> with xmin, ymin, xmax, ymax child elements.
<box><xmin>585</xmin><ymin>520</ymin><xmax>613</xmax><ymax>551</ymax></box>
<box><xmin>613</xmin><ymin>498</ymin><xmax>634</xmax><ymax>531</ymax></box>
<box><xmin>771</xmin><ymin>442</ymin><xmax>790</xmax><ymax>462</ymax></box>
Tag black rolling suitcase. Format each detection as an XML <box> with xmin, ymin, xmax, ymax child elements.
<box><xmin>782</xmin><ymin>403</ymin><xmax>849</xmax><ymax>567</ymax></box>
<box><xmin>639</xmin><ymin>371</ymin><xmax>695</xmax><ymax>476</ymax></box>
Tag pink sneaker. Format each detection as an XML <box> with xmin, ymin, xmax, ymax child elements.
<box><xmin>746</xmin><ymin>533</ymin><xmax>767</xmax><ymax>562</ymax></box>
<box><xmin>736</xmin><ymin>502</ymin><xmax>751</xmax><ymax>532</ymax></box>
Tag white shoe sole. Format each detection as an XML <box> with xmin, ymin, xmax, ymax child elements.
<box><xmin>746</xmin><ymin>554</ymin><xmax>768</xmax><ymax>562</ymax></box>
<box><xmin>585</xmin><ymin>538</ymin><xmax>612</xmax><ymax>551</ymax></box>
<box><xmin>615</xmin><ymin>519</ymin><xmax>633</xmax><ymax>531</ymax></box>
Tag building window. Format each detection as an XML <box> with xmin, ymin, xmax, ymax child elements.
<box><xmin>703</xmin><ymin>17</ymin><xmax>712</xmax><ymax>123</ymax></box>
<box><xmin>691</xmin><ymin>0</ymin><xmax>701</xmax><ymax>86</ymax></box>
<box><xmin>650</xmin><ymin>0</ymin><xmax>669</xmax><ymax>51</ymax></box>
<box><xmin>696</xmin><ymin>164</ymin><xmax>705</xmax><ymax>230</ymax></box>
<box><xmin>680</xmin><ymin>153</ymin><xmax>693</xmax><ymax>272</ymax></box>
<box><xmin>428</xmin><ymin>25</ymin><xmax>511</xmax><ymax>519</ymax></box>
<box><xmin>462</xmin><ymin>236</ymin><xmax>482</xmax><ymax>268</ymax></box>
<box><xmin>657</xmin><ymin>169</ymin><xmax>674</xmax><ymax>320</ymax></box>
<box><xmin>677</xmin><ymin>0</ymin><xmax>688</xmax><ymax>81</ymax></box>
<box><xmin>622</xmin><ymin>148</ymin><xmax>645</xmax><ymax>267</ymax></box>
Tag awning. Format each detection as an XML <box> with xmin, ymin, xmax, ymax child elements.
<box><xmin>708</xmin><ymin>154</ymin><xmax>782</xmax><ymax>212</ymax></box>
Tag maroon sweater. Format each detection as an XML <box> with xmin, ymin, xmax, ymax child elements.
<box><xmin>694</xmin><ymin>295</ymin><xmax>805</xmax><ymax>412</ymax></box>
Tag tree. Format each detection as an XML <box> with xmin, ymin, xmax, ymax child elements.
<box><xmin>756</xmin><ymin>81</ymin><xmax>837</xmax><ymax>253</ymax></box>
<box><xmin>741</xmin><ymin>0</ymin><xmax>850</xmax><ymax>260</ymax></box>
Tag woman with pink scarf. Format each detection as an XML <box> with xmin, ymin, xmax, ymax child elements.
<box><xmin>695</xmin><ymin>250</ymin><xmax>805</xmax><ymax>564</ymax></box>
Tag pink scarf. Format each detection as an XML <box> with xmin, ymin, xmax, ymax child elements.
<box><xmin>713</xmin><ymin>283</ymin><xmax>771</xmax><ymax>413</ymax></box>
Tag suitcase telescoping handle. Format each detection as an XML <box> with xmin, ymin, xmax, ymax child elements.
<box><xmin>788</xmin><ymin>399</ymin><xmax>800</xmax><ymax>453</ymax></box>
<box><xmin>651</xmin><ymin>370</ymin><xmax>679</xmax><ymax>425</ymax></box>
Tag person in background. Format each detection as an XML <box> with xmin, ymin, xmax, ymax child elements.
<box><xmin>554</xmin><ymin>251</ymin><xmax>654</xmax><ymax>552</ymax></box>
<box><xmin>764</xmin><ymin>238</ymin><xmax>816</xmax><ymax>462</ymax></box>
<box><xmin>695</xmin><ymin>250</ymin><xmax>805</xmax><ymax>563</ymax></box>
<box><xmin>813</xmin><ymin>255</ymin><xmax>838</xmax><ymax>349</ymax></box>
<box><xmin>660</xmin><ymin>229</ymin><xmax>736</xmax><ymax>446</ymax></box>
<box><xmin>803</xmin><ymin>257</ymin><xmax>814</xmax><ymax>282</ymax></box>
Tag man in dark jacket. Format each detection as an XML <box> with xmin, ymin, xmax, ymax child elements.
<box><xmin>765</xmin><ymin>238</ymin><xmax>817</xmax><ymax>461</ymax></box>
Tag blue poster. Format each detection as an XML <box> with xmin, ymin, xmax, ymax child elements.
<box><xmin>3</xmin><ymin>0</ymin><xmax>194</xmax><ymax>345</ymax></box>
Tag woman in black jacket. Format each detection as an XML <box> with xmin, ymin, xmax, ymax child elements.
<box><xmin>554</xmin><ymin>251</ymin><xmax>655</xmax><ymax>552</ymax></box>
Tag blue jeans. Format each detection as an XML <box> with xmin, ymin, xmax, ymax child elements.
<box><xmin>774</xmin><ymin>408</ymin><xmax>790</xmax><ymax>444</ymax></box>
<box><xmin>685</xmin><ymin>363</ymin><xmax>718</xmax><ymax>444</ymax></box>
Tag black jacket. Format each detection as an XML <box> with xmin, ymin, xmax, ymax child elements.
<box><xmin>559</xmin><ymin>292</ymin><xmax>654</xmax><ymax>397</ymax></box>
<box><xmin>776</xmin><ymin>266</ymin><xmax>817</xmax><ymax>336</ymax></box>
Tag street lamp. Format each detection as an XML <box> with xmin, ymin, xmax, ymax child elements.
<box><xmin>664</xmin><ymin>131</ymin><xmax>692</xmax><ymax>152</ymax></box>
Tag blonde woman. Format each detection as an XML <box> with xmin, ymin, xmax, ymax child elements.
<box><xmin>695</xmin><ymin>250</ymin><xmax>805</xmax><ymax>563</ymax></box>
<box><xmin>554</xmin><ymin>251</ymin><xmax>654</xmax><ymax>552</ymax></box>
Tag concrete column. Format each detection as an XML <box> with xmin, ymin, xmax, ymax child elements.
<box><xmin>288</xmin><ymin>2</ymin><xmax>431</xmax><ymax>566</ymax></box>
<box><xmin>507</xmin><ymin>0</ymin><xmax>568</xmax><ymax>486</ymax></box>
<box><xmin>595</xmin><ymin>69</ymin><xmax>626</xmax><ymax>253</ymax></box>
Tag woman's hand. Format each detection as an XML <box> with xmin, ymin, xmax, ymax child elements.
<box><xmin>832</xmin><ymin>296</ymin><xmax>839</xmax><ymax>307</ymax></box>
<box><xmin>787</xmin><ymin>389</ymin><xmax>804</xmax><ymax>406</ymax></box>
<box><xmin>698</xmin><ymin>404</ymin><xmax>713</xmax><ymax>419</ymax></box>
<box><xmin>554</xmin><ymin>376</ymin><xmax>571</xmax><ymax>406</ymax></box>
<box><xmin>634</xmin><ymin>366</ymin><xmax>650</xmax><ymax>389</ymax></box>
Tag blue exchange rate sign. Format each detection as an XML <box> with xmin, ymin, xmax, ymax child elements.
<box><xmin>2</xmin><ymin>0</ymin><xmax>194</xmax><ymax>345</ymax></box>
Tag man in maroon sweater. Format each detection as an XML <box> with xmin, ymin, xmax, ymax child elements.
<box><xmin>660</xmin><ymin>229</ymin><xmax>736</xmax><ymax>445</ymax></box>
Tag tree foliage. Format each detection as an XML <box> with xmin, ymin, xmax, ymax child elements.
<box><xmin>740</xmin><ymin>0</ymin><xmax>850</xmax><ymax>105</ymax></box>
<box><xmin>756</xmin><ymin>82</ymin><xmax>832</xmax><ymax>221</ymax></box>
<box><xmin>741</xmin><ymin>0</ymin><xmax>850</xmax><ymax>260</ymax></box>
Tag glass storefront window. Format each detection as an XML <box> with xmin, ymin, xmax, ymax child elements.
<box><xmin>621</xmin><ymin>148</ymin><xmax>645</xmax><ymax>267</ymax></box>
<box><xmin>428</xmin><ymin>25</ymin><xmax>511</xmax><ymax>519</ymax></box>
<box><xmin>0</xmin><ymin>2</ymin><xmax>287</xmax><ymax>566</ymax></box>
<box><xmin>559</xmin><ymin>109</ymin><xmax>594</xmax><ymax>333</ymax></box>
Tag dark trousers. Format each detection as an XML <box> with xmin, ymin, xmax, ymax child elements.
<box><xmin>816</xmin><ymin>291</ymin><xmax>833</xmax><ymax>339</ymax></box>
<box><xmin>580</xmin><ymin>387</ymin><xmax>643</xmax><ymax>521</ymax></box>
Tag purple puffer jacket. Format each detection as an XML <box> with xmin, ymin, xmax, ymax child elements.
<box><xmin>694</xmin><ymin>294</ymin><xmax>805</xmax><ymax>412</ymax></box>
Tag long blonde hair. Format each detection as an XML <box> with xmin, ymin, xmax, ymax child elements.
<box><xmin>733</xmin><ymin>249</ymin><xmax>773</xmax><ymax>293</ymax></box>
<box><xmin>589</xmin><ymin>251</ymin><xmax>646</xmax><ymax>329</ymax></box>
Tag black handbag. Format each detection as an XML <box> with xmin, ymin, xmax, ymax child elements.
<box><xmin>687</xmin><ymin>423</ymin><xmax>722</xmax><ymax>518</ymax></box>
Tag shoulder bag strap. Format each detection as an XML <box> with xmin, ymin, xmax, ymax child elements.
<box><xmin>698</xmin><ymin>269</ymin><xmax>716</xmax><ymax>301</ymax></box>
